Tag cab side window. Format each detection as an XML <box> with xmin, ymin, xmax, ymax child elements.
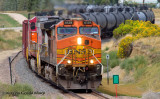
<box><xmin>31</xmin><ymin>22</ymin><xmax>35</xmax><ymax>30</ymax></box>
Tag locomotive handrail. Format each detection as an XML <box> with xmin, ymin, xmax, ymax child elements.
<box><xmin>39</xmin><ymin>43</ymin><xmax>48</xmax><ymax>47</ymax></box>
<box><xmin>56</xmin><ymin>50</ymin><xmax>71</xmax><ymax>76</ymax></box>
<box><xmin>90</xmin><ymin>49</ymin><xmax>104</xmax><ymax>75</ymax></box>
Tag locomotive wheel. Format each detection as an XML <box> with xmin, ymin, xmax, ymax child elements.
<box><xmin>41</xmin><ymin>63</ymin><xmax>45</xmax><ymax>77</ymax></box>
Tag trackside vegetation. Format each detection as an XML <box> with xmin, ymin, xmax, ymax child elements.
<box><xmin>0</xmin><ymin>14</ymin><xmax>21</xmax><ymax>27</ymax></box>
<box><xmin>99</xmin><ymin>19</ymin><xmax>160</xmax><ymax>97</ymax></box>
<box><xmin>102</xmin><ymin>50</ymin><xmax>121</xmax><ymax>72</ymax></box>
<box><xmin>0</xmin><ymin>30</ymin><xmax>22</xmax><ymax>51</ymax></box>
<box><xmin>0</xmin><ymin>82</ymin><xmax>48</xmax><ymax>99</ymax></box>
<box><xmin>0</xmin><ymin>83</ymin><xmax>33</xmax><ymax>99</ymax></box>
<box><xmin>113</xmin><ymin>20</ymin><xmax>160</xmax><ymax>58</ymax></box>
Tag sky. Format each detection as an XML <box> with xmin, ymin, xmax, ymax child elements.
<box><xmin>119</xmin><ymin>0</ymin><xmax>158</xmax><ymax>3</ymax></box>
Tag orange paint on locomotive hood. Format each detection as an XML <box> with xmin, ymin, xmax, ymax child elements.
<box><xmin>55</xmin><ymin>20</ymin><xmax>101</xmax><ymax>66</ymax></box>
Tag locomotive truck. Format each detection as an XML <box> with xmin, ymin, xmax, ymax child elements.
<box><xmin>22</xmin><ymin>14</ymin><xmax>103</xmax><ymax>89</ymax></box>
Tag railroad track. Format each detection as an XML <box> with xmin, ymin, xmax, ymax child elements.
<box><xmin>37</xmin><ymin>73</ymin><xmax>110</xmax><ymax>99</ymax></box>
<box><xmin>10</xmin><ymin>51</ymin><xmax>110</xmax><ymax>99</ymax></box>
<box><xmin>32</xmin><ymin>70</ymin><xmax>84</xmax><ymax>99</ymax></box>
<box><xmin>91</xmin><ymin>90</ymin><xmax>109</xmax><ymax>99</ymax></box>
<box><xmin>31</xmin><ymin>68</ymin><xmax>110</xmax><ymax>99</ymax></box>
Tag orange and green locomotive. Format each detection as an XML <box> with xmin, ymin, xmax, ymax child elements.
<box><xmin>22</xmin><ymin>14</ymin><xmax>103</xmax><ymax>89</ymax></box>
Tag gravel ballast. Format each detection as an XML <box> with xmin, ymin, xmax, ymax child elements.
<box><xmin>14</xmin><ymin>54</ymin><xmax>68</xmax><ymax>99</ymax></box>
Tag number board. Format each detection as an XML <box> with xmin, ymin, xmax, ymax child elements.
<box><xmin>64</xmin><ymin>21</ymin><xmax>73</xmax><ymax>25</ymax></box>
<box><xmin>83</xmin><ymin>21</ymin><xmax>92</xmax><ymax>25</ymax></box>
<box><xmin>113</xmin><ymin>75</ymin><xmax>119</xmax><ymax>84</ymax></box>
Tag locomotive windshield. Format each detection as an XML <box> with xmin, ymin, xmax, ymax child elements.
<box><xmin>57</xmin><ymin>27</ymin><xmax>77</xmax><ymax>34</ymax></box>
<box><xmin>79</xmin><ymin>27</ymin><xmax>99</xmax><ymax>34</ymax></box>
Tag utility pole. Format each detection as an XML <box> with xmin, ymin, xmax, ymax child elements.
<box><xmin>143</xmin><ymin>0</ymin><xmax>145</xmax><ymax>7</ymax></box>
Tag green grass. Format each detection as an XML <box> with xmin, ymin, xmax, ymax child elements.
<box><xmin>120</xmin><ymin>55</ymin><xmax>147</xmax><ymax>74</ymax></box>
<box><xmin>0</xmin><ymin>83</ymin><xmax>33</xmax><ymax>98</ymax></box>
<box><xmin>150</xmin><ymin>53</ymin><xmax>160</xmax><ymax>64</ymax></box>
<box><xmin>18</xmin><ymin>95</ymin><xmax>36</xmax><ymax>99</ymax></box>
<box><xmin>134</xmin><ymin>67</ymin><xmax>146</xmax><ymax>80</ymax></box>
<box><xmin>0</xmin><ymin>30</ymin><xmax>22</xmax><ymax>50</ymax></box>
<box><xmin>98</xmin><ymin>62</ymin><xmax>160</xmax><ymax>97</ymax></box>
<box><xmin>105</xmin><ymin>46</ymin><xmax>109</xmax><ymax>51</ymax></box>
<box><xmin>0</xmin><ymin>82</ymin><xmax>46</xmax><ymax>99</ymax></box>
<box><xmin>6</xmin><ymin>83</ymin><xmax>33</xmax><ymax>96</ymax></box>
<box><xmin>102</xmin><ymin>51</ymin><xmax>120</xmax><ymax>72</ymax></box>
<box><xmin>56</xmin><ymin>96</ymin><xmax>63</xmax><ymax>99</ymax></box>
<box><xmin>97</xmin><ymin>78</ymin><xmax>143</xmax><ymax>97</ymax></box>
<box><xmin>0</xmin><ymin>14</ymin><xmax>21</xmax><ymax>27</ymax></box>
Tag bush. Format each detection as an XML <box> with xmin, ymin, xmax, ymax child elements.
<box><xmin>113</xmin><ymin>20</ymin><xmax>160</xmax><ymax>40</ymax></box>
<box><xmin>113</xmin><ymin>22</ymin><xmax>133</xmax><ymax>39</ymax></box>
<box><xmin>114</xmin><ymin>20</ymin><xmax>160</xmax><ymax>58</ymax></box>
<box><xmin>120</xmin><ymin>56</ymin><xmax>147</xmax><ymax>74</ymax></box>
<box><xmin>117</xmin><ymin>36</ymin><xmax>134</xmax><ymax>58</ymax></box>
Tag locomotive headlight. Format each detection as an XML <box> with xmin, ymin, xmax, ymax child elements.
<box><xmin>67</xmin><ymin>60</ymin><xmax>71</xmax><ymax>64</ymax></box>
<box><xmin>90</xmin><ymin>59</ymin><xmax>94</xmax><ymax>64</ymax></box>
<box><xmin>77</xmin><ymin>37</ymin><xmax>82</xmax><ymax>45</ymax></box>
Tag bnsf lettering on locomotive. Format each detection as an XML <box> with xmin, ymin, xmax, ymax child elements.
<box><xmin>68</xmin><ymin>49</ymin><xmax>88</xmax><ymax>54</ymax></box>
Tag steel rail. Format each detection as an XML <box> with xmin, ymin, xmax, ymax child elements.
<box><xmin>32</xmin><ymin>69</ymin><xmax>85</xmax><ymax>99</ymax></box>
<box><xmin>92</xmin><ymin>90</ymin><xmax>109</xmax><ymax>99</ymax></box>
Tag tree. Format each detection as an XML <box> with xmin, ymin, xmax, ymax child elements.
<box><xmin>101</xmin><ymin>0</ymin><xmax>110</xmax><ymax>5</ymax></box>
<box><xmin>0</xmin><ymin>0</ymin><xmax>56</xmax><ymax>11</ymax></box>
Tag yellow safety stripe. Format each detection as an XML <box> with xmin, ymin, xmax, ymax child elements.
<box><xmin>26</xmin><ymin>47</ymin><xmax>28</xmax><ymax>61</ymax></box>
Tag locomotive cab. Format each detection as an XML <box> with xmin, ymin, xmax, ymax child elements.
<box><xmin>55</xmin><ymin>19</ymin><xmax>102</xmax><ymax>89</ymax></box>
<box><xmin>23</xmin><ymin>16</ymin><xmax>102</xmax><ymax>90</ymax></box>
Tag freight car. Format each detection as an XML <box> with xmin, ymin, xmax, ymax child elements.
<box><xmin>22</xmin><ymin>14</ymin><xmax>103</xmax><ymax>90</ymax></box>
<box><xmin>67</xmin><ymin>4</ymin><xmax>155</xmax><ymax>36</ymax></box>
